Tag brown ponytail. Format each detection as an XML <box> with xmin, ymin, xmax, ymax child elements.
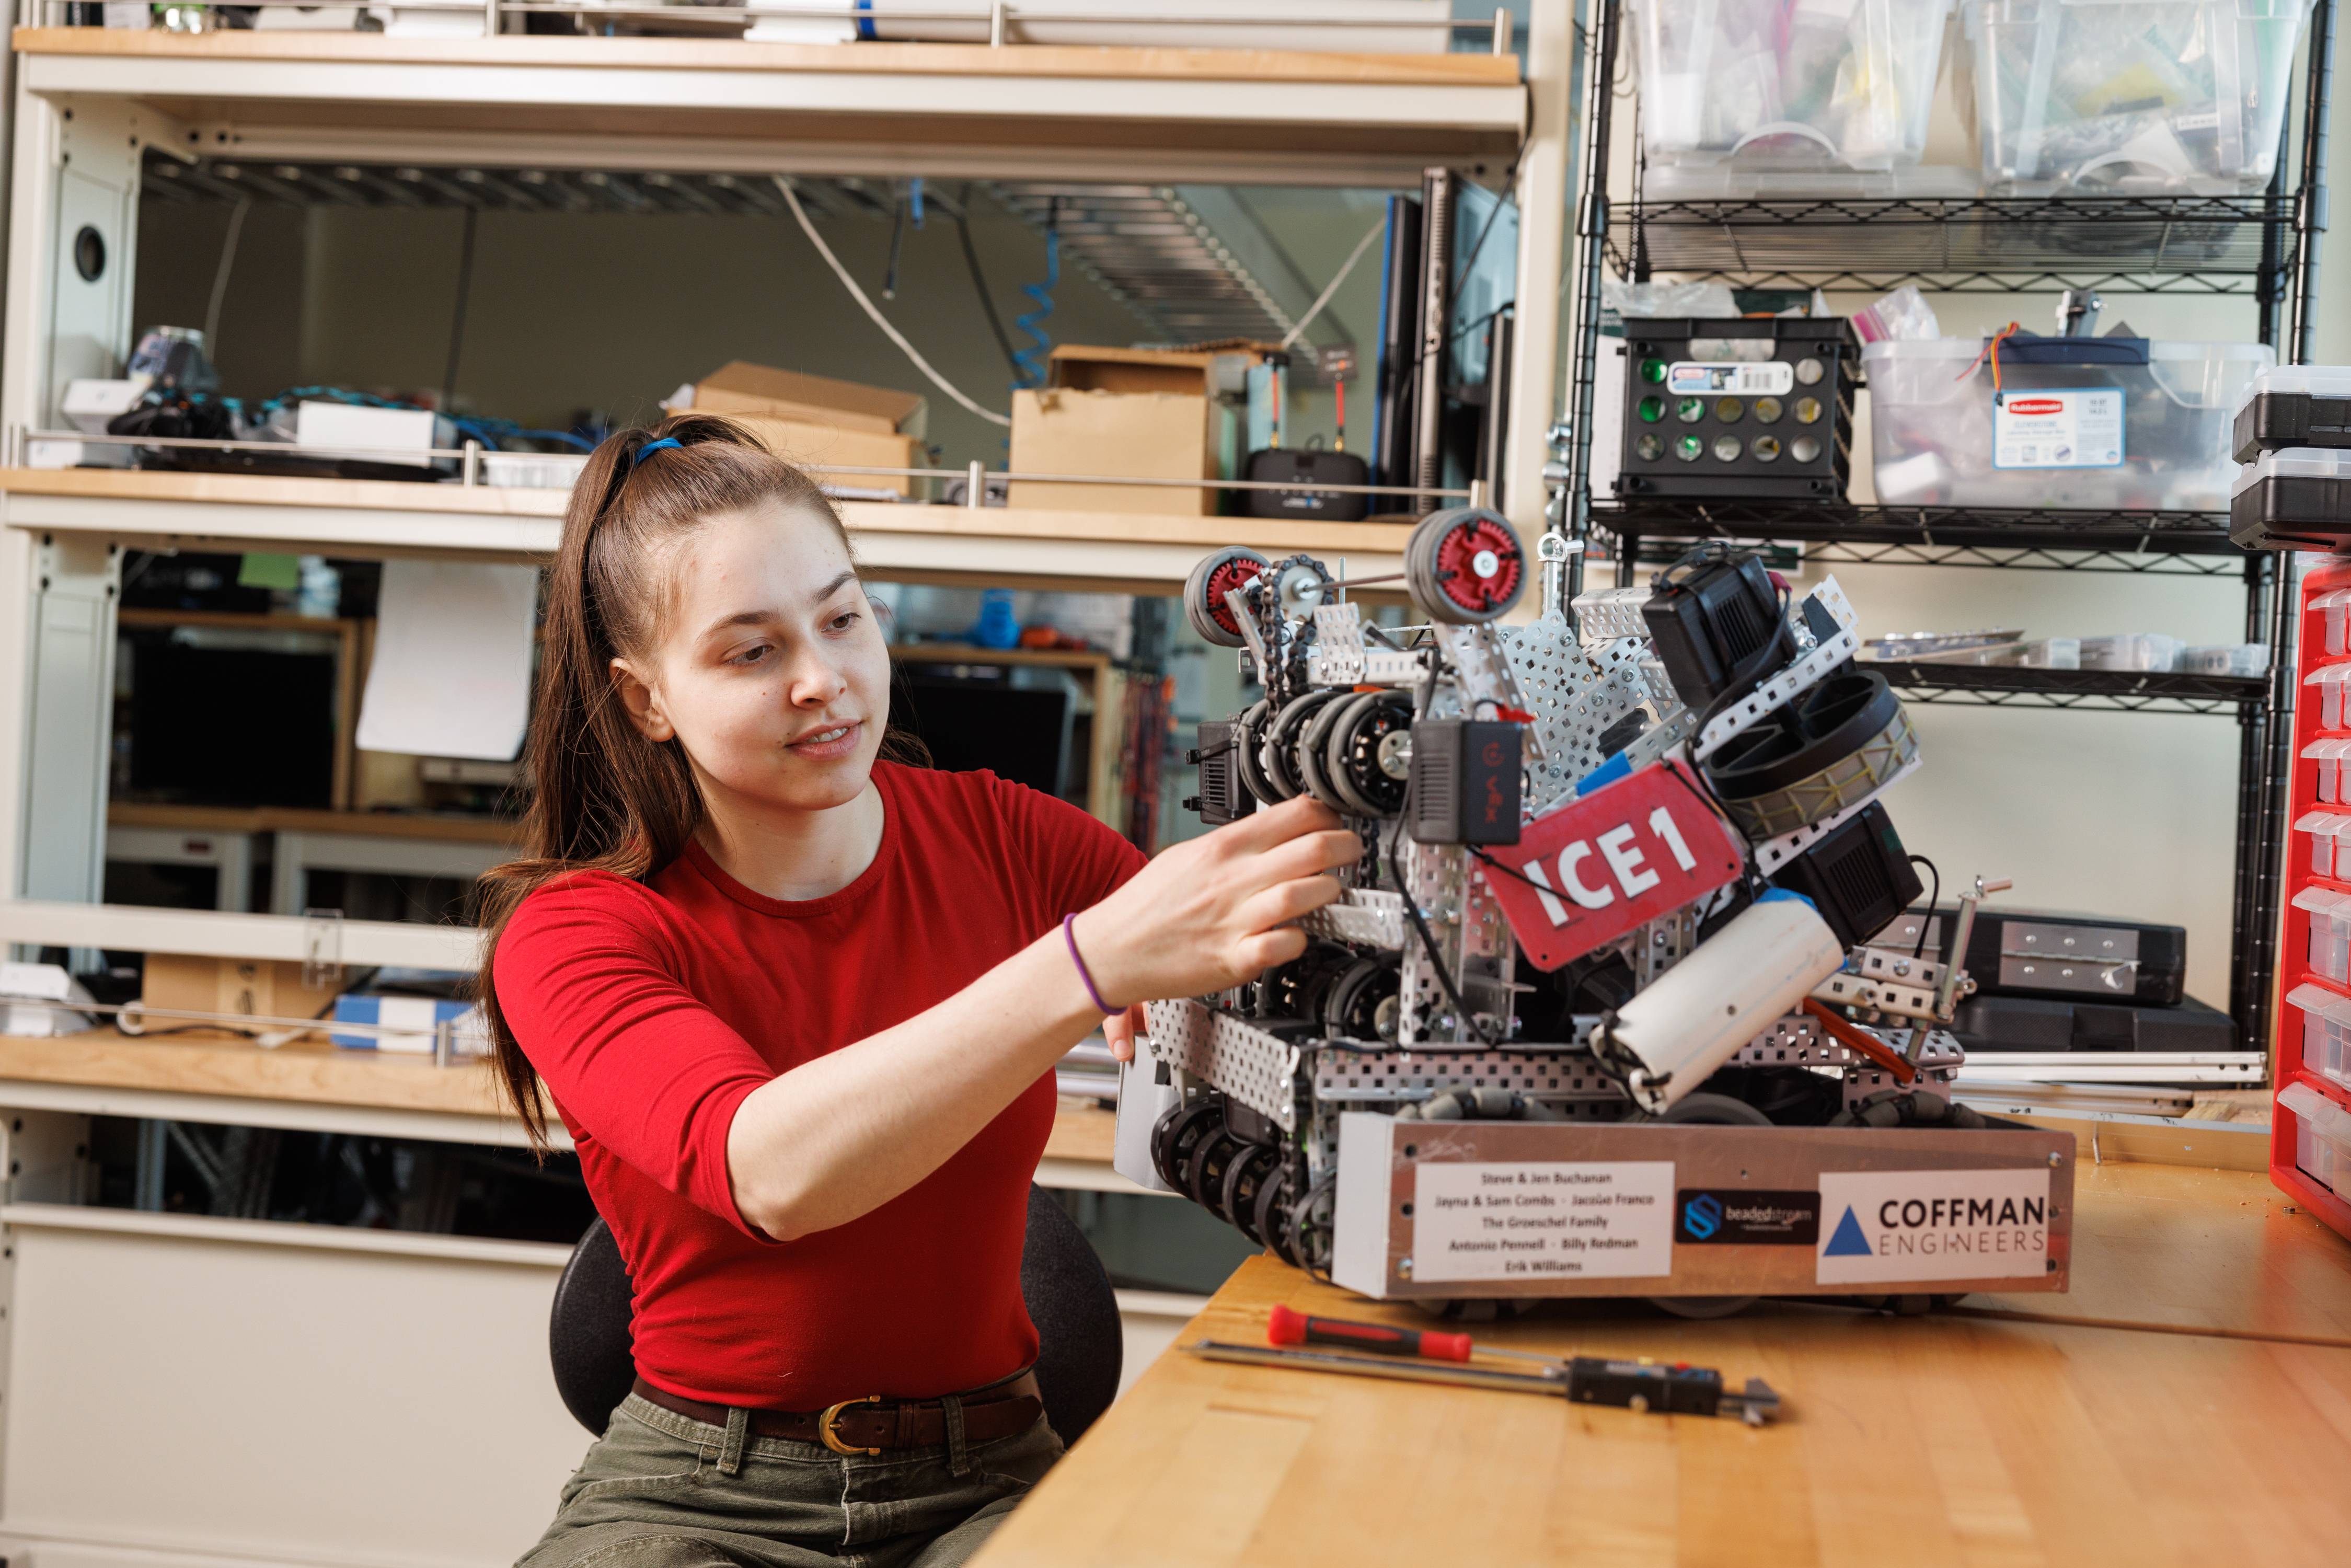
<box><xmin>474</xmin><ymin>412</ymin><xmax>923</xmax><ymax>1149</ymax></box>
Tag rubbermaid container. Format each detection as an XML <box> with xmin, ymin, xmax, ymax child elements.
<box><xmin>1960</xmin><ymin>0</ymin><xmax>2317</xmax><ymax>193</ymax></box>
<box><xmin>1864</xmin><ymin>333</ymin><xmax>2273</xmax><ymax>508</ymax></box>
<box><xmin>1629</xmin><ymin>0</ymin><xmax>1958</xmax><ymax>172</ymax></box>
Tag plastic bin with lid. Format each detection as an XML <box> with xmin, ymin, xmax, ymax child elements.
<box><xmin>2079</xmin><ymin>633</ymin><xmax>2182</xmax><ymax>672</ymax></box>
<box><xmin>2294</xmin><ymin>891</ymin><xmax>2351</xmax><ymax>984</ymax></box>
<box><xmin>1865</xmin><ymin>334</ymin><xmax>2272</xmax><ymax>509</ymax></box>
<box><xmin>2287</xmin><ymin>983</ymin><xmax>2351</xmax><ymax>1085</ymax></box>
<box><xmin>2303</xmin><ymin>663</ymin><xmax>2351</xmax><ymax>731</ymax></box>
<box><xmin>1958</xmin><ymin>0</ymin><xmax>2318</xmax><ymax>194</ymax></box>
<box><xmin>2296</xmin><ymin>810</ymin><xmax>2351</xmax><ymax>878</ymax></box>
<box><xmin>2231</xmin><ymin>447</ymin><xmax>2351</xmax><ymax>553</ymax></box>
<box><xmin>2233</xmin><ymin>365</ymin><xmax>2351</xmax><ymax>462</ymax></box>
<box><xmin>1629</xmin><ymin>0</ymin><xmax>1960</xmax><ymax>174</ymax></box>
<box><xmin>2310</xmin><ymin>585</ymin><xmax>2351</xmax><ymax>657</ymax></box>
<box><xmin>2179</xmin><ymin>643</ymin><xmax>2269</xmax><ymax>677</ymax></box>
<box><xmin>2280</xmin><ymin>1081</ymin><xmax>2351</xmax><ymax>1195</ymax></box>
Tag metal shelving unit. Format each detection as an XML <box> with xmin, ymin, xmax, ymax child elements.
<box><xmin>1558</xmin><ymin>0</ymin><xmax>2338</xmax><ymax>1059</ymax></box>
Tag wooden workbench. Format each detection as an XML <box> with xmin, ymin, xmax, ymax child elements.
<box><xmin>975</xmin><ymin>1162</ymin><xmax>2351</xmax><ymax>1567</ymax></box>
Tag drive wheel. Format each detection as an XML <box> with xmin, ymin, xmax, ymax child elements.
<box><xmin>1183</xmin><ymin>547</ymin><xmax>1270</xmax><ymax>648</ymax></box>
<box><xmin>1406</xmin><ymin>505</ymin><xmax>1526</xmax><ymax>624</ymax></box>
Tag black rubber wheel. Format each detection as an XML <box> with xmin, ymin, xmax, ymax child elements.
<box><xmin>1234</xmin><ymin>700</ymin><xmax>1282</xmax><ymax>806</ymax></box>
<box><xmin>1185</xmin><ymin>1122</ymin><xmax>1247</xmax><ymax>1211</ymax></box>
<box><xmin>1151</xmin><ymin>1097</ymin><xmax>1226</xmax><ymax>1194</ymax></box>
<box><xmin>1182</xmin><ymin>547</ymin><xmax>1271</xmax><ymax>648</ymax></box>
<box><xmin>1263</xmin><ymin>689</ymin><xmax>1344</xmax><ymax>802</ymax></box>
<box><xmin>1254</xmin><ymin>1162</ymin><xmax>1302</xmax><ymax>1267</ymax></box>
<box><xmin>1646</xmin><ymin>1092</ymin><xmax>1769</xmax><ymax>1320</ymax></box>
<box><xmin>1323</xmin><ymin>956</ymin><xmax>1401</xmax><ymax>1043</ymax></box>
<box><xmin>1220</xmin><ymin>1143</ymin><xmax>1283</xmax><ymax>1243</ymax></box>
<box><xmin>1323</xmin><ymin>690</ymin><xmax>1414</xmax><ymax>818</ymax></box>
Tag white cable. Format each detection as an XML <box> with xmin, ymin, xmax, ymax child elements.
<box><xmin>774</xmin><ymin>176</ymin><xmax>1013</xmax><ymax>429</ymax></box>
<box><xmin>1279</xmin><ymin>218</ymin><xmax>1386</xmax><ymax>353</ymax></box>
<box><xmin>203</xmin><ymin>196</ymin><xmax>252</xmax><ymax>353</ymax></box>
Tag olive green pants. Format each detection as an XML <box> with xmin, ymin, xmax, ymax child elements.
<box><xmin>518</xmin><ymin>1392</ymin><xmax>1065</xmax><ymax>1568</ymax></box>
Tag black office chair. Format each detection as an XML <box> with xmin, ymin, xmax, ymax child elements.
<box><xmin>550</xmin><ymin>1185</ymin><xmax>1124</xmax><ymax>1445</ymax></box>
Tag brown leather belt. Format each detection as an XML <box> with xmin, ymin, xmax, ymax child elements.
<box><xmin>629</xmin><ymin>1371</ymin><xmax>1043</xmax><ymax>1457</ymax></box>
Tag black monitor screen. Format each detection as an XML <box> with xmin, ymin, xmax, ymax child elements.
<box><xmin>127</xmin><ymin>638</ymin><xmax>338</xmax><ymax>808</ymax></box>
<box><xmin>891</xmin><ymin>670</ymin><xmax>1073</xmax><ymax>801</ymax></box>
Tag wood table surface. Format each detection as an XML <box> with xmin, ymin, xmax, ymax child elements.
<box><xmin>974</xmin><ymin>1163</ymin><xmax>2351</xmax><ymax>1568</ymax></box>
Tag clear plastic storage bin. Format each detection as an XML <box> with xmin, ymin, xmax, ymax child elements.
<box><xmin>1960</xmin><ymin>0</ymin><xmax>2317</xmax><ymax>193</ymax></box>
<box><xmin>2079</xmin><ymin>633</ymin><xmax>2182</xmax><ymax>672</ymax></box>
<box><xmin>2303</xmin><ymin>736</ymin><xmax>2351</xmax><ymax>802</ymax></box>
<box><xmin>2281</xmin><ymin>1081</ymin><xmax>2351</xmax><ymax>1195</ymax></box>
<box><xmin>1864</xmin><ymin>335</ymin><xmax>2274</xmax><ymax>508</ymax></box>
<box><xmin>2288</xmin><ymin>984</ymin><xmax>2351</xmax><ymax>1085</ymax></box>
<box><xmin>2294</xmin><ymin>894</ymin><xmax>2351</xmax><ymax>985</ymax></box>
<box><xmin>2304</xmin><ymin>664</ymin><xmax>2351</xmax><ymax>731</ymax></box>
<box><xmin>1630</xmin><ymin>0</ymin><xmax>1959</xmax><ymax>172</ymax></box>
<box><xmin>2297</xmin><ymin>809</ymin><xmax>2351</xmax><ymax>878</ymax></box>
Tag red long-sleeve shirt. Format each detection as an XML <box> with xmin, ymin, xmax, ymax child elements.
<box><xmin>494</xmin><ymin>762</ymin><xmax>1145</xmax><ymax>1409</ymax></box>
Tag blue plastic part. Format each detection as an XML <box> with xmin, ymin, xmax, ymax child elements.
<box><xmin>1574</xmin><ymin>752</ymin><xmax>1634</xmax><ymax>797</ymax></box>
<box><xmin>970</xmin><ymin>588</ymin><xmax>1021</xmax><ymax>651</ymax></box>
<box><xmin>1755</xmin><ymin>887</ymin><xmax>1817</xmax><ymax>909</ymax></box>
<box><xmin>909</xmin><ymin>177</ymin><xmax>925</xmax><ymax>228</ymax></box>
<box><xmin>1011</xmin><ymin>228</ymin><xmax>1060</xmax><ymax>392</ymax></box>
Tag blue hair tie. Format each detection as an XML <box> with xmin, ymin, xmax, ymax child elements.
<box><xmin>629</xmin><ymin>436</ymin><xmax>683</xmax><ymax>469</ymax></box>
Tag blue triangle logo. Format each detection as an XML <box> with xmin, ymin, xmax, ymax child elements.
<box><xmin>1823</xmin><ymin>1205</ymin><xmax>1875</xmax><ymax>1258</ymax></box>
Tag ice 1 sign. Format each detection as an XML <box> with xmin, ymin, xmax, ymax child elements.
<box><xmin>1478</xmin><ymin>761</ymin><xmax>1745</xmax><ymax>972</ymax></box>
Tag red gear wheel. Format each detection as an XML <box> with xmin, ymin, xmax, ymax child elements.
<box><xmin>1201</xmin><ymin>556</ymin><xmax>1265</xmax><ymax>637</ymax></box>
<box><xmin>1433</xmin><ymin>514</ymin><xmax>1524</xmax><ymax>613</ymax></box>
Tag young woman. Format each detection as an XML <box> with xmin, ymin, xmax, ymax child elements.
<box><xmin>479</xmin><ymin>413</ymin><xmax>1353</xmax><ymax>1568</ymax></box>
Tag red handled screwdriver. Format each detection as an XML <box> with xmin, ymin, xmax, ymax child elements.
<box><xmin>1267</xmin><ymin>1303</ymin><xmax>1477</xmax><ymax>1362</ymax></box>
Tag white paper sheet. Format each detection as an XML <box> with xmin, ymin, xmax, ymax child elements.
<box><xmin>355</xmin><ymin>560</ymin><xmax>536</xmax><ymax>761</ymax></box>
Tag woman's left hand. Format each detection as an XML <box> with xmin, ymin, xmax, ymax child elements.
<box><xmin>1104</xmin><ymin>1004</ymin><xmax>1145</xmax><ymax>1064</ymax></box>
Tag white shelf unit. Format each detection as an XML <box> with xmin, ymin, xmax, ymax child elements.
<box><xmin>0</xmin><ymin>23</ymin><xmax>1568</xmax><ymax>1567</ymax></box>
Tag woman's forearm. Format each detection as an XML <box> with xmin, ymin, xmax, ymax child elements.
<box><xmin>722</xmin><ymin>930</ymin><xmax>1100</xmax><ymax>1241</ymax></box>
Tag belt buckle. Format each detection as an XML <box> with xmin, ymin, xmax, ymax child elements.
<box><xmin>820</xmin><ymin>1395</ymin><xmax>886</xmax><ymax>1457</ymax></box>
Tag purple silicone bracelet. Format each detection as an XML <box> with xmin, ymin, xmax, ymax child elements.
<box><xmin>1062</xmin><ymin>913</ymin><xmax>1118</xmax><ymax>1017</ymax></box>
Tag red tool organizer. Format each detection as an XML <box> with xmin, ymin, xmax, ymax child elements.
<box><xmin>2275</xmin><ymin>555</ymin><xmax>2351</xmax><ymax>1241</ymax></box>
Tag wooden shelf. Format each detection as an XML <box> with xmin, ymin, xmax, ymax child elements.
<box><xmin>11</xmin><ymin>28</ymin><xmax>1522</xmax><ymax>184</ymax></box>
<box><xmin>0</xmin><ymin>467</ymin><xmax>1418</xmax><ymax>591</ymax></box>
<box><xmin>0</xmin><ymin>1025</ymin><xmax>1122</xmax><ymax>1173</ymax></box>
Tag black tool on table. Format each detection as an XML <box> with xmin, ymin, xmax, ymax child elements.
<box><xmin>1188</xmin><ymin>1307</ymin><xmax>1784</xmax><ymax>1425</ymax></box>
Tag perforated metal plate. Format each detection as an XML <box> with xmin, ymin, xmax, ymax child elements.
<box><xmin>1297</xmin><ymin>889</ymin><xmax>1407</xmax><ymax>950</ymax></box>
<box><xmin>1142</xmin><ymin>999</ymin><xmax>1301</xmax><ymax>1131</ymax></box>
<box><xmin>1495</xmin><ymin>615</ymin><xmax>1649</xmax><ymax>813</ymax></box>
<box><xmin>1305</xmin><ymin>604</ymin><xmax>1367</xmax><ymax>686</ymax></box>
<box><xmin>1571</xmin><ymin>583</ymin><xmax>1652</xmax><ymax>643</ymax></box>
<box><xmin>1307</xmin><ymin>1043</ymin><xmax>1624</xmax><ymax>1106</ymax></box>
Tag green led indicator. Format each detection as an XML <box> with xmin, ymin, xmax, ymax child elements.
<box><xmin>1637</xmin><ymin>395</ymin><xmax>1665</xmax><ymax>423</ymax></box>
<box><xmin>1640</xmin><ymin>357</ymin><xmax>1667</xmax><ymax>384</ymax></box>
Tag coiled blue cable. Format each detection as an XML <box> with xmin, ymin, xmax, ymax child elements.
<box><xmin>1011</xmin><ymin>226</ymin><xmax>1059</xmax><ymax>391</ymax></box>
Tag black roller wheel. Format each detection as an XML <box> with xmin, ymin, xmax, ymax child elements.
<box><xmin>1297</xmin><ymin>688</ymin><xmax>1359</xmax><ymax>813</ymax></box>
<box><xmin>1234</xmin><ymin>700</ymin><xmax>1282</xmax><ymax>805</ymax></box>
<box><xmin>1186</xmin><ymin>1122</ymin><xmax>1247</xmax><ymax>1211</ymax></box>
<box><xmin>1285</xmin><ymin>1171</ymin><xmax>1338</xmax><ymax>1278</ymax></box>
<box><xmin>1405</xmin><ymin>505</ymin><xmax>1526</xmax><ymax>625</ymax></box>
<box><xmin>1323</xmin><ymin>691</ymin><xmax>1415</xmax><ymax>818</ymax></box>
<box><xmin>1220</xmin><ymin>1143</ymin><xmax>1283</xmax><ymax>1243</ymax></box>
<box><xmin>1254</xmin><ymin>1162</ymin><xmax>1302</xmax><ymax>1266</ymax></box>
<box><xmin>1323</xmin><ymin>956</ymin><xmax>1402</xmax><ymax>1043</ymax></box>
<box><xmin>1182</xmin><ymin>547</ymin><xmax>1271</xmax><ymax>649</ymax></box>
<box><xmin>1263</xmin><ymin>689</ymin><xmax>1344</xmax><ymax>802</ymax></box>
<box><xmin>1151</xmin><ymin>1097</ymin><xmax>1226</xmax><ymax>1195</ymax></box>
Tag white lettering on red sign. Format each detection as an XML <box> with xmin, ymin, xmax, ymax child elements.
<box><xmin>1480</xmin><ymin>762</ymin><xmax>1745</xmax><ymax>972</ymax></box>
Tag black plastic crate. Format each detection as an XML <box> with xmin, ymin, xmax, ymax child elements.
<box><xmin>1614</xmin><ymin>317</ymin><xmax>1855</xmax><ymax>501</ymax></box>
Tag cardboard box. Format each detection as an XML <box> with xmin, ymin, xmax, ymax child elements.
<box><xmin>1009</xmin><ymin>387</ymin><xmax>1215</xmax><ymax>514</ymax></box>
<box><xmin>682</xmin><ymin>360</ymin><xmax>927</xmax><ymax>437</ymax></box>
<box><xmin>142</xmin><ymin>953</ymin><xmax>344</xmax><ymax>1027</ymax></box>
<box><xmin>671</xmin><ymin>361</ymin><xmax>928</xmax><ymax>496</ymax></box>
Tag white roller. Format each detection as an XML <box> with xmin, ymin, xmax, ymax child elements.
<box><xmin>1608</xmin><ymin>891</ymin><xmax>1845</xmax><ymax>1114</ymax></box>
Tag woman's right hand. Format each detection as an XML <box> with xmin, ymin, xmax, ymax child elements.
<box><xmin>1071</xmin><ymin>796</ymin><xmax>1361</xmax><ymax>1015</ymax></box>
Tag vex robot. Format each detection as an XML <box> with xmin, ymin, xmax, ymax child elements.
<box><xmin>1114</xmin><ymin>510</ymin><xmax>2075</xmax><ymax>1314</ymax></box>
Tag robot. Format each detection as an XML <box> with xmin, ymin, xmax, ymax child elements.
<box><xmin>1113</xmin><ymin>507</ymin><xmax>2074</xmax><ymax>1313</ymax></box>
